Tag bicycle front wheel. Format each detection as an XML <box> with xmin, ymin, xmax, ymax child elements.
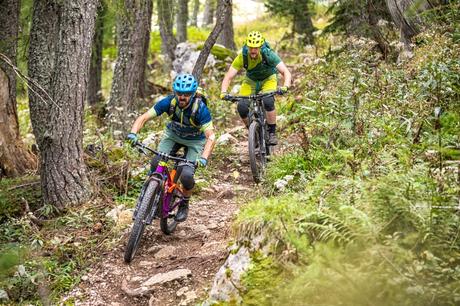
<box><xmin>124</xmin><ymin>179</ymin><xmax>160</xmax><ymax>263</ymax></box>
<box><xmin>248</xmin><ymin>121</ymin><xmax>266</xmax><ymax>183</ymax></box>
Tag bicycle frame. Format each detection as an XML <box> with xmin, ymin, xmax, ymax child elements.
<box><xmin>152</xmin><ymin>161</ymin><xmax>183</xmax><ymax>219</ymax></box>
<box><xmin>136</xmin><ymin>143</ymin><xmax>191</xmax><ymax>220</ymax></box>
<box><xmin>224</xmin><ymin>91</ymin><xmax>281</xmax><ymax>182</ymax></box>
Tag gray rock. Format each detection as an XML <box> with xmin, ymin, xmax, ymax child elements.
<box><xmin>193</xmin><ymin>224</ymin><xmax>209</xmax><ymax>233</ymax></box>
<box><xmin>0</xmin><ymin>289</ymin><xmax>9</xmax><ymax>301</ymax></box>
<box><xmin>176</xmin><ymin>286</ymin><xmax>189</xmax><ymax>297</ymax></box>
<box><xmin>172</xmin><ymin>42</ymin><xmax>216</xmax><ymax>76</ymax></box>
<box><xmin>154</xmin><ymin>245</ymin><xmax>176</xmax><ymax>259</ymax></box>
<box><xmin>147</xmin><ymin>244</ymin><xmax>164</xmax><ymax>254</ymax></box>
<box><xmin>179</xmin><ymin>290</ymin><xmax>197</xmax><ymax>305</ymax></box>
<box><xmin>142</xmin><ymin>269</ymin><xmax>192</xmax><ymax>287</ymax></box>
<box><xmin>217</xmin><ymin>133</ymin><xmax>238</xmax><ymax>145</ymax></box>
<box><xmin>206</xmin><ymin>246</ymin><xmax>251</xmax><ymax>304</ymax></box>
<box><xmin>207</xmin><ymin>222</ymin><xmax>218</xmax><ymax>230</ymax></box>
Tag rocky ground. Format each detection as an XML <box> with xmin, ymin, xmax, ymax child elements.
<box><xmin>63</xmin><ymin>125</ymin><xmax>260</xmax><ymax>306</ymax></box>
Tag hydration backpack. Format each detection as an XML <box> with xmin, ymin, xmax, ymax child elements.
<box><xmin>167</xmin><ymin>92</ymin><xmax>207</xmax><ymax>128</ymax></box>
<box><xmin>242</xmin><ymin>41</ymin><xmax>272</xmax><ymax>70</ymax></box>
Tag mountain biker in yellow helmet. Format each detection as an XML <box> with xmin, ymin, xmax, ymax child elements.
<box><xmin>220</xmin><ymin>31</ymin><xmax>292</xmax><ymax>145</ymax></box>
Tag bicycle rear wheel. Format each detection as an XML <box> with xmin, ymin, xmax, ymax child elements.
<box><xmin>124</xmin><ymin>179</ymin><xmax>159</xmax><ymax>263</ymax></box>
<box><xmin>160</xmin><ymin>189</ymin><xmax>181</xmax><ymax>235</ymax></box>
<box><xmin>248</xmin><ymin>121</ymin><xmax>266</xmax><ymax>183</ymax></box>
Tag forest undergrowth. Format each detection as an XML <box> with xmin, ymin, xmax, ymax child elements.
<box><xmin>232</xmin><ymin>11</ymin><xmax>460</xmax><ymax>306</ymax></box>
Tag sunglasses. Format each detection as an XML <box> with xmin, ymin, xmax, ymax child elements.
<box><xmin>176</xmin><ymin>91</ymin><xmax>193</xmax><ymax>97</ymax></box>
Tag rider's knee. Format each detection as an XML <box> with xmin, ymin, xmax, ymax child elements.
<box><xmin>237</xmin><ymin>99</ymin><xmax>250</xmax><ymax>119</ymax></box>
<box><xmin>262</xmin><ymin>96</ymin><xmax>275</xmax><ymax>112</ymax></box>
<box><xmin>179</xmin><ymin>166</ymin><xmax>195</xmax><ymax>190</ymax></box>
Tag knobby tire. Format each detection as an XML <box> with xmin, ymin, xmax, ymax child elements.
<box><xmin>248</xmin><ymin>121</ymin><xmax>265</xmax><ymax>183</ymax></box>
<box><xmin>124</xmin><ymin>180</ymin><xmax>159</xmax><ymax>263</ymax></box>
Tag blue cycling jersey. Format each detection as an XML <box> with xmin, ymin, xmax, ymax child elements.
<box><xmin>150</xmin><ymin>95</ymin><xmax>213</xmax><ymax>140</ymax></box>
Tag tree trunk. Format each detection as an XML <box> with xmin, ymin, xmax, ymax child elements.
<box><xmin>28</xmin><ymin>0</ymin><xmax>97</xmax><ymax>209</ymax></box>
<box><xmin>293</xmin><ymin>2</ymin><xmax>315</xmax><ymax>45</ymax></box>
<box><xmin>190</xmin><ymin>0</ymin><xmax>199</xmax><ymax>27</ymax></box>
<box><xmin>217</xmin><ymin>1</ymin><xmax>236</xmax><ymax>50</ymax></box>
<box><xmin>193</xmin><ymin>0</ymin><xmax>231</xmax><ymax>82</ymax></box>
<box><xmin>176</xmin><ymin>0</ymin><xmax>188</xmax><ymax>43</ymax></box>
<box><xmin>385</xmin><ymin>0</ymin><xmax>433</xmax><ymax>49</ymax></box>
<box><xmin>87</xmin><ymin>1</ymin><xmax>106</xmax><ymax>105</ymax></box>
<box><xmin>367</xmin><ymin>0</ymin><xmax>390</xmax><ymax>59</ymax></box>
<box><xmin>107</xmin><ymin>0</ymin><xmax>152</xmax><ymax>133</ymax></box>
<box><xmin>157</xmin><ymin>0</ymin><xmax>177</xmax><ymax>62</ymax></box>
<box><xmin>0</xmin><ymin>0</ymin><xmax>36</xmax><ymax>178</ymax></box>
<box><xmin>138</xmin><ymin>0</ymin><xmax>153</xmax><ymax>98</ymax></box>
<box><xmin>203</xmin><ymin>0</ymin><xmax>215</xmax><ymax>27</ymax></box>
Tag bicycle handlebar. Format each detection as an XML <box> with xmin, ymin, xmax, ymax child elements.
<box><xmin>134</xmin><ymin>142</ymin><xmax>194</xmax><ymax>165</ymax></box>
<box><xmin>223</xmin><ymin>90</ymin><xmax>282</xmax><ymax>103</ymax></box>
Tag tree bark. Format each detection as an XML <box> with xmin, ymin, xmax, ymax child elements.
<box><xmin>87</xmin><ymin>1</ymin><xmax>106</xmax><ymax>105</ymax></box>
<box><xmin>367</xmin><ymin>0</ymin><xmax>390</xmax><ymax>59</ymax></box>
<box><xmin>28</xmin><ymin>0</ymin><xmax>97</xmax><ymax>209</ymax></box>
<box><xmin>217</xmin><ymin>1</ymin><xmax>236</xmax><ymax>50</ymax></box>
<box><xmin>203</xmin><ymin>0</ymin><xmax>216</xmax><ymax>27</ymax></box>
<box><xmin>385</xmin><ymin>0</ymin><xmax>434</xmax><ymax>49</ymax></box>
<box><xmin>193</xmin><ymin>0</ymin><xmax>231</xmax><ymax>82</ymax></box>
<box><xmin>157</xmin><ymin>0</ymin><xmax>177</xmax><ymax>62</ymax></box>
<box><xmin>107</xmin><ymin>0</ymin><xmax>152</xmax><ymax>133</ymax></box>
<box><xmin>138</xmin><ymin>0</ymin><xmax>153</xmax><ymax>98</ymax></box>
<box><xmin>176</xmin><ymin>0</ymin><xmax>188</xmax><ymax>43</ymax></box>
<box><xmin>0</xmin><ymin>0</ymin><xmax>36</xmax><ymax>178</ymax></box>
<box><xmin>190</xmin><ymin>0</ymin><xmax>199</xmax><ymax>27</ymax></box>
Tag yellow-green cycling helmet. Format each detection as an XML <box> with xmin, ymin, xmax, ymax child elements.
<box><xmin>246</xmin><ymin>31</ymin><xmax>265</xmax><ymax>48</ymax></box>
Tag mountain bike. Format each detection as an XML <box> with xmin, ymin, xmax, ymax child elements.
<box><xmin>224</xmin><ymin>91</ymin><xmax>281</xmax><ymax>183</ymax></box>
<box><xmin>124</xmin><ymin>142</ymin><xmax>195</xmax><ymax>263</ymax></box>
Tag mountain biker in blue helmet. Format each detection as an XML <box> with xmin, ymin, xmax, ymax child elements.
<box><xmin>126</xmin><ymin>73</ymin><xmax>216</xmax><ymax>222</ymax></box>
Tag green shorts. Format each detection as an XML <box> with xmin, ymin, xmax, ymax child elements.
<box><xmin>157</xmin><ymin>128</ymin><xmax>206</xmax><ymax>162</ymax></box>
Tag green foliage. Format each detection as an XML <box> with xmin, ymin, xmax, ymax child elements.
<box><xmin>0</xmin><ymin>247</ymin><xmax>23</xmax><ymax>279</ymax></box>
<box><xmin>233</xmin><ymin>15</ymin><xmax>290</xmax><ymax>48</ymax></box>
<box><xmin>324</xmin><ymin>0</ymin><xmax>391</xmax><ymax>36</ymax></box>
<box><xmin>240</xmin><ymin>253</ymin><xmax>284</xmax><ymax>305</ymax></box>
<box><xmin>234</xmin><ymin>15</ymin><xmax>460</xmax><ymax>305</ymax></box>
<box><xmin>0</xmin><ymin>176</ymin><xmax>41</xmax><ymax>220</ymax></box>
<box><xmin>16</xmin><ymin>0</ymin><xmax>33</xmax><ymax>96</ymax></box>
<box><xmin>265</xmin><ymin>0</ymin><xmax>316</xmax><ymax>44</ymax></box>
<box><xmin>206</xmin><ymin>44</ymin><xmax>237</xmax><ymax>61</ymax></box>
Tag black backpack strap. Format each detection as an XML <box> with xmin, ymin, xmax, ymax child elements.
<box><xmin>242</xmin><ymin>45</ymin><xmax>249</xmax><ymax>70</ymax></box>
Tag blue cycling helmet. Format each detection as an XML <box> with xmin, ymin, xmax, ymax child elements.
<box><xmin>172</xmin><ymin>73</ymin><xmax>198</xmax><ymax>93</ymax></box>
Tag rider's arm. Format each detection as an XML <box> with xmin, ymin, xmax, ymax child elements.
<box><xmin>131</xmin><ymin>95</ymin><xmax>173</xmax><ymax>133</ymax></box>
<box><xmin>130</xmin><ymin>111</ymin><xmax>154</xmax><ymax>134</ymax></box>
<box><xmin>201</xmin><ymin>127</ymin><xmax>216</xmax><ymax>160</ymax></box>
<box><xmin>276</xmin><ymin>61</ymin><xmax>292</xmax><ymax>88</ymax></box>
<box><xmin>221</xmin><ymin>66</ymin><xmax>239</xmax><ymax>93</ymax></box>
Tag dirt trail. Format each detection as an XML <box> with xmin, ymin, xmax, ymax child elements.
<box><xmin>64</xmin><ymin>124</ymin><xmax>258</xmax><ymax>306</ymax></box>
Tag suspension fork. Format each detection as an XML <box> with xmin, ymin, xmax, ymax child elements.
<box><xmin>161</xmin><ymin>167</ymin><xmax>182</xmax><ymax>218</ymax></box>
<box><xmin>256</xmin><ymin>98</ymin><xmax>269</xmax><ymax>152</ymax></box>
